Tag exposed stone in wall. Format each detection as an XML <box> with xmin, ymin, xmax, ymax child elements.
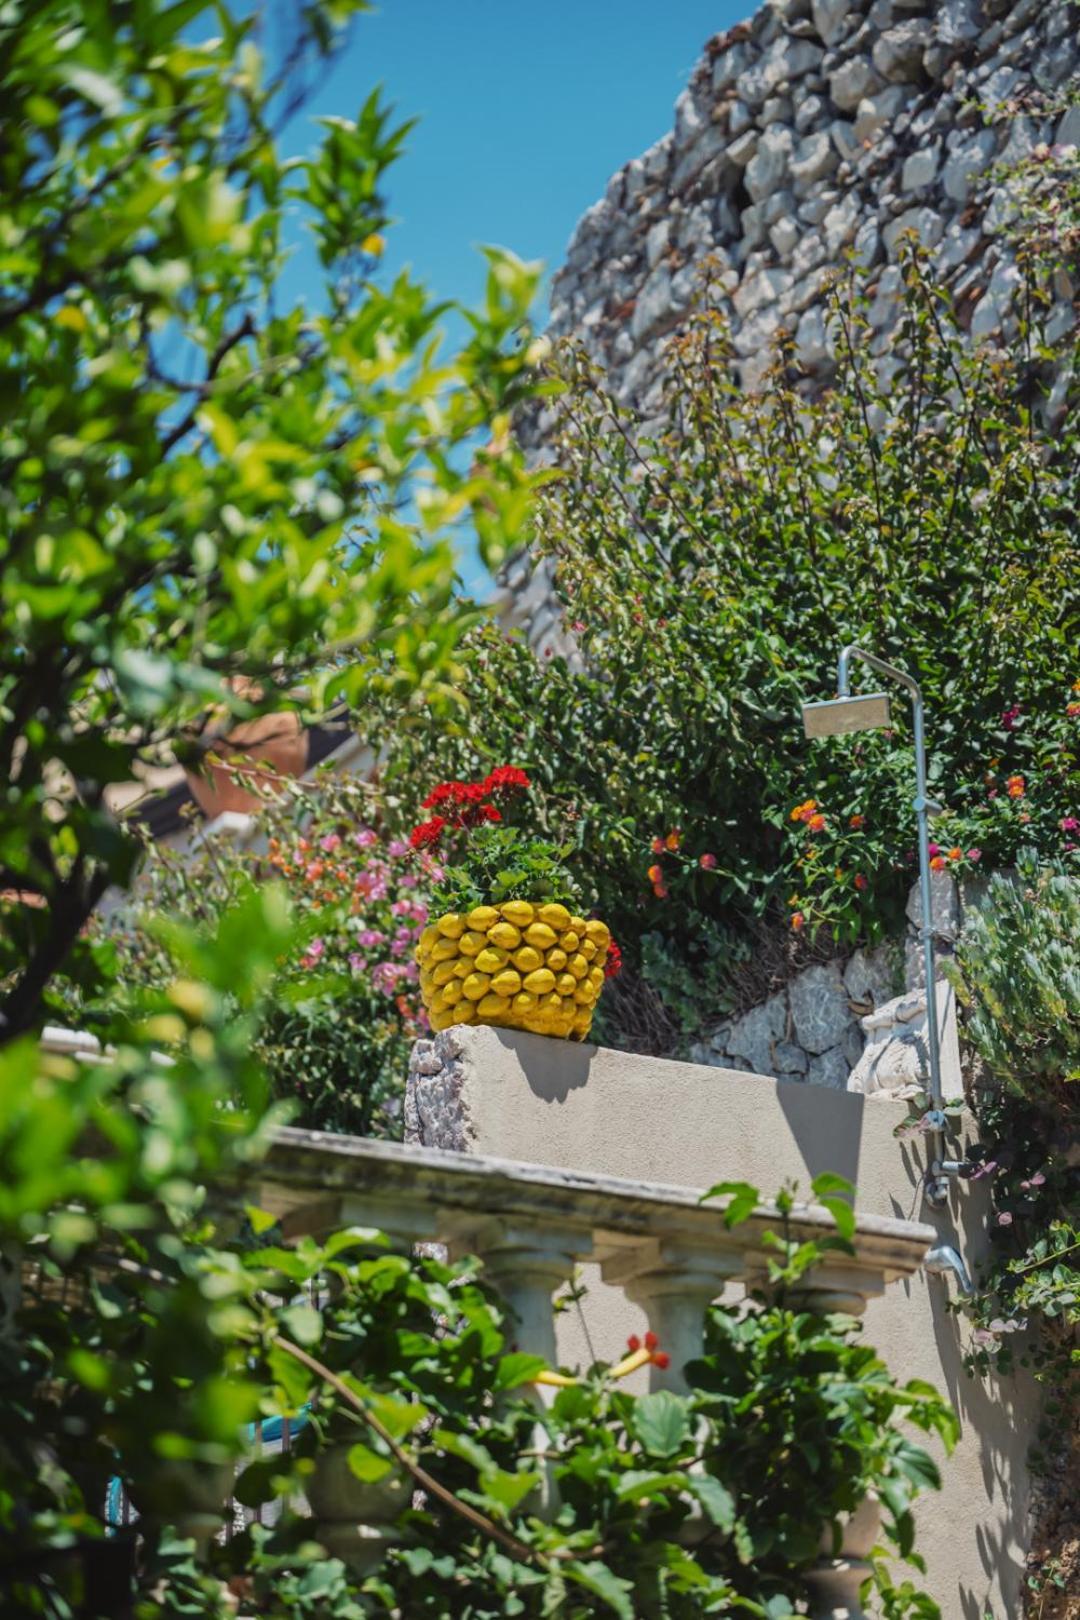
<box><xmin>501</xmin><ymin>0</ymin><xmax>1079</xmax><ymax>651</ymax></box>
<box><xmin>689</xmin><ymin>940</ymin><xmax>899</xmax><ymax>1084</ymax></box>
<box><xmin>688</xmin><ymin>873</ymin><xmax>966</xmax><ymax>1087</ymax></box>
<box><xmin>405</xmin><ymin>1028</ymin><xmax>475</xmax><ymax>1152</ymax></box>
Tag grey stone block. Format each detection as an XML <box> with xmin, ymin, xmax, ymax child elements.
<box><xmin>726</xmin><ymin>991</ymin><xmax>788</xmax><ymax>1075</ymax></box>
<box><xmin>790</xmin><ymin>961</ymin><xmax>852</xmax><ymax>1054</ymax></box>
<box><xmin>807</xmin><ymin>1045</ymin><xmax>851</xmax><ymax>1088</ymax></box>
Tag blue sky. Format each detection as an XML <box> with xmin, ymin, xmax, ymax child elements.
<box><xmin>285</xmin><ymin>1</ymin><xmax>746</xmax><ymax>314</ymax></box>
<box><xmin>278</xmin><ymin>1</ymin><xmax>748</xmax><ymax>588</ymax></box>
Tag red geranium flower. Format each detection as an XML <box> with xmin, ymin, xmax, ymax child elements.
<box><xmin>483</xmin><ymin>765</ymin><xmax>531</xmax><ymax>794</ymax></box>
<box><xmin>409</xmin><ymin>816</ymin><xmax>446</xmax><ymax>850</ymax></box>
<box><xmin>605</xmin><ymin>940</ymin><xmax>623</xmax><ymax>978</ymax></box>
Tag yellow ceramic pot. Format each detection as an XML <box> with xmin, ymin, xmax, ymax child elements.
<box><xmin>416</xmin><ymin>901</ymin><xmax>611</xmax><ymax>1042</ymax></box>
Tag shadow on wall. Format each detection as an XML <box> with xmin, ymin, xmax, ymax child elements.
<box><xmin>886</xmin><ymin>1156</ymin><xmax>1039</xmax><ymax>1620</ymax></box>
<box><xmin>774</xmin><ymin>1076</ymin><xmax>865</xmax><ymax>1190</ymax></box>
<box><xmin>496</xmin><ymin>1027</ymin><xmax>594</xmax><ymax>1104</ymax></box>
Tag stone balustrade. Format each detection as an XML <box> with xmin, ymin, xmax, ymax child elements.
<box><xmin>255</xmin><ymin>1126</ymin><xmax>935</xmax><ymax>1617</ymax></box>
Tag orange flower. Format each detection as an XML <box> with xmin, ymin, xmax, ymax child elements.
<box><xmin>647</xmin><ymin>863</ymin><xmax>663</xmax><ymax>884</ymax></box>
<box><xmin>652</xmin><ymin>882</ymin><xmax>669</xmax><ymax>900</ymax></box>
<box><xmin>849</xmin><ymin>814</ymin><xmax>865</xmax><ymax>829</ymax></box>
<box><xmin>1006</xmin><ymin>775</ymin><xmax>1025</xmax><ymax>799</ymax></box>
<box><xmin>930</xmin><ymin>855</ymin><xmax>947</xmax><ymax>871</ymax></box>
<box><xmin>854</xmin><ymin>873</ymin><xmax>868</xmax><ymax>890</ymax></box>
<box><xmin>791</xmin><ymin>911</ymin><xmax>805</xmax><ymax>931</ymax></box>
<box><xmin>790</xmin><ymin>798</ymin><xmax>818</xmax><ymax>823</ymax></box>
<box><xmin>665</xmin><ymin>829</ymin><xmax>681</xmax><ymax>851</ymax></box>
<box><xmin>1067</xmin><ymin>703</ymin><xmax>1080</xmax><ymax>717</ymax></box>
<box><xmin>807</xmin><ymin>813</ymin><xmax>826</xmax><ymax>833</ymax></box>
<box><xmin>651</xmin><ymin>835</ymin><xmax>665</xmax><ymax>854</ymax></box>
<box><xmin>948</xmin><ymin>846</ymin><xmax>963</xmax><ymax>860</ymax></box>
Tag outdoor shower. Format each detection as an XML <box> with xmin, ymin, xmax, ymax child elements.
<box><xmin>801</xmin><ymin>645</ymin><xmax>958</xmax><ymax>1209</ymax></box>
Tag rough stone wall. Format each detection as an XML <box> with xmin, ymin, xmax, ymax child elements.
<box><xmin>500</xmin><ymin>0</ymin><xmax>1079</xmax><ymax>648</ymax></box>
<box><xmin>690</xmin><ymin>870</ymin><xmax>965</xmax><ymax>1088</ymax></box>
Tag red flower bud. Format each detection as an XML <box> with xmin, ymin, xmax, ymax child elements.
<box><xmin>643</xmin><ymin>1330</ymin><xmax>659</xmax><ymax>1351</ymax></box>
<box><xmin>652</xmin><ymin>1352</ymin><xmax>671</xmax><ymax>1370</ymax></box>
<box><xmin>626</xmin><ymin>1335</ymin><xmax>641</xmax><ymax>1352</ymax></box>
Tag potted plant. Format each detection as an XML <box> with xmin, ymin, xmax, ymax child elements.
<box><xmin>411</xmin><ymin>767</ymin><xmax>620</xmax><ymax>1040</ymax></box>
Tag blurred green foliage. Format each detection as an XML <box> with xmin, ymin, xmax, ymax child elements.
<box><xmin>0</xmin><ymin>0</ymin><xmax>541</xmax><ymax>1037</ymax></box>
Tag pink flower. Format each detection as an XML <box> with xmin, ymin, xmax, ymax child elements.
<box><xmin>355</xmin><ymin>928</ymin><xmax>385</xmax><ymax>948</ymax></box>
<box><xmin>399</xmin><ymin>872</ymin><xmax>420</xmax><ymax>889</ymax></box>
<box><xmin>1061</xmin><ymin>817</ymin><xmax>1079</xmax><ymax>832</ymax></box>
<box><xmin>308</xmin><ymin>938</ymin><xmax>324</xmax><ymax>959</ymax></box>
<box><xmin>320</xmin><ymin>833</ymin><xmax>342</xmax><ymax>852</ymax></box>
<box><xmin>390</xmin><ymin>899</ymin><xmax>412</xmax><ymax>917</ymax></box>
<box><xmin>354</xmin><ymin>828</ymin><xmax>378</xmax><ymax>848</ymax></box>
<box><xmin>967</xmin><ymin>847</ymin><xmax>982</xmax><ymax>862</ymax></box>
<box><xmin>372</xmin><ymin>961</ymin><xmax>407</xmax><ymax>995</ymax></box>
<box><xmin>971</xmin><ymin>1328</ymin><xmax>998</xmax><ymax>1350</ymax></box>
<box><xmin>571</xmin><ymin>620</ymin><xmax>586</xmax><ymax>633</ymax></box>
<box><xmin>928</xmin><ymin>842</ymin><xmax>941</xmax><ymax>857</ymax></box>
<box><xmin>387</xmin><ymin>839</ymin><xmax>410</xmax><ymax>858</ymax></box>
<box><xmin>347</xmin><ymin>952</ymin><xmax>366</xmax><ymax>974</ymax></box>
<box><xmin>699</xmin><ymin>853</ymin><xmax>718</xmax><ymax>870</ymax></box>
<box><xmin>1001</xmin><ymin>703</ymin><xmax>1021</xmax><ymax>731</ymax></box>
<box><xmin>408</xmin><ymin>902</ymin><xmax>429</xmax><ymax>925</ymax></box>
<box><xmin>1020</xmin><ymin>1171</ymin><xmax>1046</xmax><ymax>1190</ymax></box>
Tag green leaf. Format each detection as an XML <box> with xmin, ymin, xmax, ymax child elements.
<box><xmin>280</xmin><ymin>1304</ymin><xmax>323</xmax><ymax>1347</ymax></box>
<box><xmin>688</xmin><ymin>1472</ymin><xmax>735</xmax><ymax>1531</ymax></box>
<box><xmin>347</xmin><ymin>1442</ymin><xmax>394</xmax><ymax>1484</ymax></box>
<box><xmin>493</xmin><ymin>1352</ymin><xmax>549</xmax><ymax>1391</ymax></box>
<box><xmin>631</xmin><ymin>1390</ymin><xmax>691</xmax><ymax>1458</ymax></box>
<box><xmin>701</xmin><ymin>1180</ymin><xmax>760</xmax><ymax>1227</ymax></box>
<box><xmin>564</xmin><ymin>1561</ymin><xmax>635</xmax><ymax>1620</ymax></box>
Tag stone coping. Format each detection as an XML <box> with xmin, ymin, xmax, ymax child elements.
<box><xmin>261</xmin><ymin>1126</ymin><xmax>936</xmax><ymax>1281</ymax></box>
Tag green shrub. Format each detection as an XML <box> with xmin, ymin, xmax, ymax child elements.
<box><xmin>945</xmin><ymin>854</ymin><xmax>1079</xmax><ymax>1400</ymax></box>
<box><xmin>89</xmin><ymin>772</ymin><xmax>429</xmax><ymax>1136</ymax></box>
<box><xmin>362</xmin><ymin>252</ymin><xmax>1079</xmax><ymax>1046</ymax></box>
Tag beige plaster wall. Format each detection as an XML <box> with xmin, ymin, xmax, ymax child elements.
<box><xmin>411</xmin><ymin>1025</ymin><xmax>1040</xmax><ymax>1620</ymax></box>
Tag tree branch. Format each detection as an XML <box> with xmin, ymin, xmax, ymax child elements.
<box><xmin>159</xmin><ymin>313</ymin><xmax>257</xmax><ymax>455</ymax></box>
<box><xmin>273</xmin><ymin>1334</ymin><xmax>547</xmax><ymax>1569</ymax></box>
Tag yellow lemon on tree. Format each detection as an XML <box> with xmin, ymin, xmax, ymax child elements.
<box><xmin>584</xmin><ymin>919</ymin><xmax>611</xmax><ymax>948</ymax></box>
<box><xmin>568</xmin><ymin>952</ymin><xmax>589</xmax><ymax>979</ymax></box>
<box><xmin>580</xmin><ymin>938</ymin><xmax>597</xmax><ymax>961</ymax></box>
<box><xmin>432</xmin><ymin>960</ymin><xmax>459</xmax><ymax>986</ymax></box>
<box><xmin>431</xmin><ymin>937</ymin><xmax>459</xmax><ymax>963</ymax></box>
<box><xmin>556</xmin><ymin>972</ymin><xmax>577</xmax><ymax>997</ymax></box>
<box><xmin>546</xmin><ymin>948</ymin><xmax>568</xmax><ymax>972</ymax></box>
<box><xmin>512</xmin><ymin>989</ymin><xmax>539</xmax><ymax>1014</ymax></box>
<box><xmin>513</xmin><ymin>945</ymin><xmax>543</xmax><ymax>972</ymax></box>
<box><xmin>487</xmin><ymin>921</ymin><xmax>521</xmax><ymax>950</ymax></box>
